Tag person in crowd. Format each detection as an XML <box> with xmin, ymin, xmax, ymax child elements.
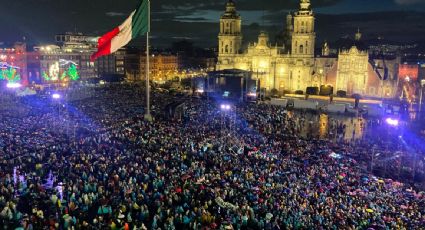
<box><xmin>0</xmin><ymin>84</ymin><xmax>424</xmax><ymax>229</ymax></box>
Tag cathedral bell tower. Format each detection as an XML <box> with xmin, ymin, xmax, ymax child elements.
<box><xmin>218</xmin><ymin>0</ymin><xmax>242</xmax><ymax>56</ymax></box>
<box><xmin>291</xmin><ymin>0</ymin><xmax>315</xmax><ymax>57</ymax></box>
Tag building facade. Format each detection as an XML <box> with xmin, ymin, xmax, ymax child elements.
<box><xmin>216</xmin><ymin>0</ymin><xmax>398</xmax><ymax>98</ymax></box>
<box><xmin>34</xmin><ymin>44</ymin><xmax>97</xmax><ymax>83</ymax></box>
<box><xmin>140</xmin><ymin>54</ymin><xmax>179</xmax><ymax>83</ymax></box>
<box><xmin>2</xmin><ymin>33</ymin><xmax>138</xmax><ymax>86</ymax></box>
<box><xmin>96</xmin><ymin>49</ymin><xmax>126</xmax><ymax>77</ymax></box>
<box><xmin>34</xmin><ymin>33</ymin><xmax>129</xmax><ymax>84</ymax></box>
<box><xmin>336</xmin><ymin>46</ymin><xmax>369</xmax><ymax>95</ymax></box>
<box><xmin>217</xmin><ymin>0</ymin><xmax>315</xmax><ymax>93</ymax></box>
<box><xmin>0</xmin><ymin>42</ymin><xmax>28</xmax><ymax>85</ymax></box>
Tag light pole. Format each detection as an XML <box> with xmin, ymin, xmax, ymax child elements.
<box><xmin>420</xmin><ymin>80</ymin><xmax>425</xmax><ymax>115</ymax></box>
<box><xmin>144</xmin><ymin>3</ymin><xmax>153</xmax><ymax>122</ymax></box>
<box><xmin>220</xmin><ymin>104</ymin><xmax>232</xmax><ymax>134</ymax></box>
<box><xmin>52</xmin><ymin>93</ymin><xmax>62</xmax><ymax>130</ymax></box>
<box><xmin>207</xmin><ymin>72</ymin><xmax>209</xmax><ymax>102</ymax></box>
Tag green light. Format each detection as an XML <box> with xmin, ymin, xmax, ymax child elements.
<box><xmin>42</xmin><ymin>64</ymin><xmax>80</xmax><ymax>82</ymax></box>
<box><xmin>67</xmin><ymin>64</ymin><xmax>79</xmax><ymax>81</ymax></box>
<box><xmin>61</xmin><ymin>71</ymin><xmax>67</xmax><ymax>80</ymax></box>
<box><xmin>42</xmin><ymin>71</ymin><xmax>50</xmax><ymax>81</ymax></box>
<box><xmin>0</xmin><ymin>67</ymin><xmax>21</xmax><ymax>83</ymax></box>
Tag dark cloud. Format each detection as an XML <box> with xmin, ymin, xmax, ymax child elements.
<box><xmin>156</xmin><ymin>0</ymin><xmax>343</xmax><ymax>11</ymax></box>
<box><xmin>106</xmin><ymin>12</ymin><xmax>126</xmax><ymax>17</ymax></box>
<box><xmin>263</xmin><ymin>10</ymin><xmax>425</xmax><ymax>44</ymax></box>
<box><xmin>0</xmin><ymin>0</ymin><xmax>424</xmax><ymax>47</ymax></box>
<box><xmin>394</xmin><ymin>0</ymin><xmax>425</xmax><ymax>5</ymax></box>
<box><xmin>174</xmin><ymin>17</ymin><xmax>208</xmax><ymax>22</ymax></box>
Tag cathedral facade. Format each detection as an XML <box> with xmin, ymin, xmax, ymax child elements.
<box><xmin>216</xmin><ymin>0</ymin><xmax>398</xmax><ymax>98</ymax></box>
<box><xmin>217</xmin><ymin>0</ymin><xmax>315</xmax><ymax>93</ymax></box>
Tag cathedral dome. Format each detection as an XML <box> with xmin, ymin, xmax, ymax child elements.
<box><xmin>258</xmin><ymin>32</ymin><xmax>269</xmax><ymax>46</ymax></box>
<box><xmin>259</xmin><ymin>31</ymin><xmax>268</xmax><ymax>38</ymax></box>
<box><xmin>222</xmin><ymin>0</ymin><xmax>240</xmax><ymax>19</ymax></box>
<box><xmin>300</xmin><ymin>0</ymin><xmax>311</xmax><ymax>11</ymax></box>
<box><xmin>225</xmin><ymin>0</ymin><xmax>236</xmax><ymax>12</ymax></box>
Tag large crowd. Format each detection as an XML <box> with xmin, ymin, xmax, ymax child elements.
<box><xmin>0</xmin><ymin>84</ymin><xmax>424</xmax><ymax>229</ymax></box>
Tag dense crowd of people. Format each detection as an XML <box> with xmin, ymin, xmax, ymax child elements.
<box><xmin>0</xmin><ymin>84</ymin><xmax>424</xmax><ymax>229</ymax></box>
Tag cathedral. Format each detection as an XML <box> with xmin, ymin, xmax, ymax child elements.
<box><xmin>216</xmin><ymin>0</ymin><xmax>398</xmax><ymax>98</ymax></box>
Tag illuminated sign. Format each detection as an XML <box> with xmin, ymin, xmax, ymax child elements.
<box><xmin>49</xmin><ymin>62</ymin><xmax>60</xmax><ymax>81</ymax></box>
<box><xmin>0</xmin><ymin>67</ymin><xmax>21</xmax><ymax>83</ymax></box>
<box><xmin>399</xmin><ymin>64</ymin><xmax>419</xmax><ymax>81</ymax></box>
<box><xmin>43</xmin><ymin>62</ymin><xmax>79</xmax><ymax>82</ymax></box>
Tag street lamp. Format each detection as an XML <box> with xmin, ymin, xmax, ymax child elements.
<box><xmin>219</xmin><ymin>104</ymin><xmax>235</xmax><ymax>136</ymax></box>
<box><xmin>220</xmin><ymin>104</ymin><xmax>231</xmax><ymax>111</ymax></box>
<box><xmin>6</xmin><ymin>82</ymin><xmax>22</xmax><ymax>89</ymax></box>
<box><xmin>52</xmin><ymin>93</ymin><xmax>61</xmax><ymax>99</ymax></box>
<box><xmin>420</xmin><ymin>79</ymin><xmax>425</xmax><ymax>114</ymax></box>
<box><xmin>385</xmin><ymin>117</ymin><xmax>399</xmax><ymax>127</ymax></box>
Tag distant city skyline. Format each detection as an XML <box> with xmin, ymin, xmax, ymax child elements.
<box><xmin>0</xmin><ymin>0</ymin><xmax>425</xmax><ymax>47</ymax></box>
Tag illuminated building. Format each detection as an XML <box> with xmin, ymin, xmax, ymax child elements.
<box><xmin>0</xmin><ymin>42</ymin><xmax>28</xmax><ymax>85</ymax></box>
<box><xmin>56</xmin><ymin>32</ymin><xmax>126</xmax><ymax>77</ymax></box>
<box><xmin>96</xmin><ymin>49</ymin><xmax>126</xmax><ymax>77</ymax></box>
<box><xmin>335</xmin><ymin>46</ymin><xmax>369</xmax><ymax>95</ymax></box>
<box><xmin>217</xmin><ymin>0</ymin><xmax>316</xmax><ymax>93</ymax></box>
<box><xmin>397</xmin><ymin>63</ymin><xmax>420</xmax><ymax>102</ymax></box>
<box><xmin>34</xmin><ymin>32</ymin><xmax>127</xmax><ymax>83</ymax></box>
<box><xmin>27</xmin><ymin>51</ymin><xmax>41</xmax><ymax>84</ymax></box>
<box><xmin>36</xmin><ymin>33</ymin><xmax>97</xmax><ymax>83</ymax></box>
<box><xmin>318</xmin><ymin>32</ymin><xmax>399</xmax><ymax>99</ymax></box>
<box><xmin>369</xmin><ymin>57</ymin><xmax>399</xmax><ymax>98</ymax></box>
<box><xmin>55</xmin><ymin>32</ymin><xmax>97</xmax><ymax>48</ymax></box>
<box><xmin>216</xmin><ymin>0</ymin><xmax>399</xmax><ymax>98</ymax></box>
<box><xmin>140</xmin><ymin>53</ymin><xmax>179</xmax><ymax>83</ymax></box>
<box><xmin>34</xmin><ymin>44</ymin><xmax>94</xmax><ymax>83</ymax></box>
<box><xmin>399</xmin><ymin>63</ymin><xmax>419</xmax><ymax>82</ymax></box>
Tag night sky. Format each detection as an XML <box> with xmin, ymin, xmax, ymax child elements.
<box><xmin>0</xmin><ymin>0</ymin><xmax>425</xmax><ymax>47</ymax></box>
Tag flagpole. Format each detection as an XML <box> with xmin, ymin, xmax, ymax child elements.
<box><xmin>144</xmin><ymin>0</ymin><xmax>153</xmax><ymax>121</ymax></box>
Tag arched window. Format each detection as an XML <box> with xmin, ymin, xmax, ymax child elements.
<box><xmin>299</xmin><ymin>45</ymin><xmax>304</xmax><ymax>54</ymax></box>
<box><xmin>305</xmin><ymin>41</ymin><xmax>308</xmax><ymax>54</ymax></box>
<box><xmin>225</xmin><ymin>45</ymin><xmax>229</xmax><ymax>53</ymax></box>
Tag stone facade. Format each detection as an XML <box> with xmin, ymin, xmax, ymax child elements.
<box><xmin>336</xmin><ymin>46</ymin><xmax>369</xmax><ymax>95</ymax></box>
<box><xmin>216</xmin><ymin>0</ymin><xmax>399</xmax><ymax>98</ymax></box>
<box><xmin>217</xmin><ymin>0</ymin><xmax>315</xmax><ymax>93</ymax></box>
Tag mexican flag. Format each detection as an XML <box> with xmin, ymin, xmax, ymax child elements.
<box><xmin>91</xmin><ymin>0</ymin><xmax>149</xmax><ymax>61</ymax></box>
